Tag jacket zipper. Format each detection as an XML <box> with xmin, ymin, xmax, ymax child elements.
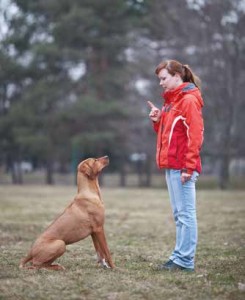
<box><xmin>158</xmin><ymin>119</ymin><xmax>164</xmax><ymax>167</ymax></box>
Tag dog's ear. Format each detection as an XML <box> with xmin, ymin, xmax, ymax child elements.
<box><xmin>78</xmin><ymin>162</ymin><xmax>96</xmax><ymax>179</ymax></box>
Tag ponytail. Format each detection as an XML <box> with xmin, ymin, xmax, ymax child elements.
<box><xmin>182</xmin><ymin>64</ymin><xmax>201</xmax><ymax>90</ymax></box>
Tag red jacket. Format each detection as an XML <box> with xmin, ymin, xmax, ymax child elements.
<box><xmin>153</xmin><ymin>82</ymin><xmax>204</xmax><ymax>174</ymax></box>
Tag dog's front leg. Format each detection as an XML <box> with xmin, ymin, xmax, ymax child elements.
<box><xmin>91</xmin><ymin>233</ymin><xmax>104</xmax><ymax>266</ymax></box>
<box><xmin>94</xmin><ymin>228</ymin><xmax>115</xmax><ymax>269</ymax></box>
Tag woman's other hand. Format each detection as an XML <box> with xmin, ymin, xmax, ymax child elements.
<box><xmin>181</xmin><ymin>172</ymin><xmax>192</xmax><ymax>184</ymax></box>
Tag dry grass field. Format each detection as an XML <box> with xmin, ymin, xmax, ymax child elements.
<box><xmin>0</xmin><ymin>185</ymin><xmax>244</xmax><ymax>300</ymax></box>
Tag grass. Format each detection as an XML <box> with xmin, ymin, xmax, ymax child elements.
<box><xmin>0</xmin><ymin>185</ymin><xmax>244</xmax><ymax>300</ymax></box>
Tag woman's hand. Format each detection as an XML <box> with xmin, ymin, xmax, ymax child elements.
<box><xmin>147</xmin><ymin>101</ymin><xmax>161</xmax><ymax>122</ymax></box>
<box><xmin>181</xmin><ymin>172</ymin><xmax>192</xmax><ymax>184</ymax></box>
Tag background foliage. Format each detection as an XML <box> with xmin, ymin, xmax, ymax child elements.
<box><xmin>0</xmin><ymin>0</ymin><xmax>245</xmax><ymax>188</ymax></box>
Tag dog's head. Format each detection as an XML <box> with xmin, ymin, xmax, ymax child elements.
<box><xmin>77</xmin><ymin>156</ymin><xmax>109</xmax><ymax>179</ymax></box>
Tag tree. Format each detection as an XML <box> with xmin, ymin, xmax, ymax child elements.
<box><xmin>1</xmin><ymin>0</ymin><xmax>146</xmax><ymax>184</ymax></box>
<box><xmin>186</xmin><ymin>0</ymin><xmax>245</xmax><ymax>188</ymax></box>
<box><xmin>0</xmin><ymin>40</ymin><xmax>27</xmax><ymax>183</ymax></box>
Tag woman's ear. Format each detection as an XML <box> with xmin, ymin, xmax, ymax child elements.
<box><xmin>175</xmin><ymin>72</ymin><xmax>183</xmax><ymax>83</ymax></box>
<box><xmin>174</xmin><ymin>72</ymin><xmax>181</xmax><ymax>79</ymax></box>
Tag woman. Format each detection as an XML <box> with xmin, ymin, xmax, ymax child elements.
<box><xmin>148</xmin><ymin>59</ymin><xmax>204</xmax><ymax>272</ymax></box>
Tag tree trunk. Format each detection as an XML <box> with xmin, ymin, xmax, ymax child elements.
<box><xmin>137</xmin><ymin>161</ymin><xmax>144</xmax><ymax>187</ymax></box>
<box><xmin>145</xmin><ymin>156</ymin><xmax>152</xmax><ymax>187</ymax></box>
<box><xmin>11</xmin><ymin>162</ymin><xmax>23</xmax><ymax>184</ymax></box>
<box><xmin>119</xmin><ymin>165</ymin><xmax>126</xmax><ymax>187</ymax></box>
<box><xmin>137</xmin><ymin>155</ymin><xmax>152</xmax><ymax>187</ymax></box>
<box><xmin>9</xmin><ymin>153</ymin><xmax>23</xmax><ymax>184</ymax></box>
<box><xmin>218</xmin><ymin>155</ymin><xmax>230</xmax><ymax>190</ymax></box>
<box><xmin>46</xmin><ymin>161</ymin><xmax>54</xmax><ymax>185</ymax></box>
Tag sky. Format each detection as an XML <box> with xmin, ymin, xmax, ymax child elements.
<box><xmin>0</xmin><ymin>0</ymin><xmax>18</xmax><ymax>40</ymax></box>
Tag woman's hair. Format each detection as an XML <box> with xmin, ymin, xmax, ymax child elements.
<box><xmin>155</xmin><ymin>59</ymin><xmax>201</xmax><ymax>89</ymax></box>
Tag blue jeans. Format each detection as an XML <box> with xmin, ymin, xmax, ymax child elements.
<box><xmin>165</xmin><ymin>169</ymin><xmax>199</xmax><ymax>269</ymax></box>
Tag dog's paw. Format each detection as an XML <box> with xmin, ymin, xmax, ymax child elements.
<box><xmin>101</xmin><ymin>259</ymin><xmax>110</xmax><ymax>269</ymax></box>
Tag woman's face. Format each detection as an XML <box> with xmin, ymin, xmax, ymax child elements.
<box><xmin>158</xmin><ymin>68</ymin><xmax>181</xmax><ymax>91</ymax></box>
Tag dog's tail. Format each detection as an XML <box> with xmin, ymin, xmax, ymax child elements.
<box><xmin>19</xmin><ymin>252</ymin><xmax>32</xmax><ymax>269</ymax></box>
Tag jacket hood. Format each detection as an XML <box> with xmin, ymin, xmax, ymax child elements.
<box><xmin>162</xmin><ymin>82</ymin><xmax>204</xmax><ymax>108</ymax></box>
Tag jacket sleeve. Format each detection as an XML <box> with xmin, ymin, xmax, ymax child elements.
<box><xmin>182</xmin><ymin>96</ymin><xmax>204</xmax><ymax>173</ymax></box>
<box><xmin>152</xmin><ymin>120</ymin><xmax>160</xmax><ymax>133</ymax></box>
<box><xmin>152</xmin><ymin>109</ymin><xmax>163</xmax><ymax>133</ymax></box>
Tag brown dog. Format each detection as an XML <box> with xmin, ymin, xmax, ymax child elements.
<box><xmin>19</xmin><ymin>156</ymin><xmax>114</xmax><ymax>270</ymax></box>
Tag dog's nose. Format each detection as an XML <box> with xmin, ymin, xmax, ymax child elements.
<box><xmin>102</xmin><ymin>156</ymin><xmax>109</xmax><ymax>164</ymax></box>
<box><xmin>98</xmin><ymin>155</ymin><xmax>109</xmax><ymax>162</ymax></box>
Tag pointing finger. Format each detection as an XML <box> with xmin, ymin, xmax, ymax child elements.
<box><xmin>147</xmin><ymin>101</ymin><xmax>156</xmax><ymax>109</ymax></box>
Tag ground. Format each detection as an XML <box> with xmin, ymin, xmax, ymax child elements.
<box><xmin>0</xmin><ymin>186</ymin><xmax>244</xmax><ymax>299</ymax></box>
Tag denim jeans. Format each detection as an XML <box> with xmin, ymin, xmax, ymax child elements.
<box><xmin>165</xmin><ymin>169</ymin><xmax>199</xmax><ymax>269</ymax></box>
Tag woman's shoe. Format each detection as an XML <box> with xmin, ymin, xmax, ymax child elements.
<box><xmin>156</xmin><ymin>259</ymin><xmax>174</xmax><ymax>270</ymax></box>
<box><xmin>165</xmin><ymin>262</ymin><xmax>194</xmax><ymax>272</ymax></box>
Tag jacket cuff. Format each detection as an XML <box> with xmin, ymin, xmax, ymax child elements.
<box><xmin>181</xmin><ymin>168</ymin><xmax>193</xmax><ymax>175</ymax></box>
<box><xmin>153</xmin><ymin>121</ymin><xmax>160</xmax><ymax>132</ymax></box>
